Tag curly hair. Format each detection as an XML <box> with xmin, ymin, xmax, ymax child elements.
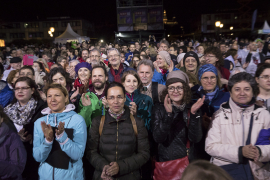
<box><xmin>160</xmin><ymin>79</ymin><xmax>192</xmax><ymax>104</ymax></box>
<box><xmin>204</xmin><ymin>47</ymin><xmax>224</xmax><ymax>67</ymax></box>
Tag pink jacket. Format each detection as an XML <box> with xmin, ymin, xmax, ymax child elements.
<box><xmin>206</xmin><ymin>98</ymin><xmax>270</xmax><ymax>180</ymax></box>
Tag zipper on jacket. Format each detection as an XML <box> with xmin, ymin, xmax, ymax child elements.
<box><xmin>116</xmin><ymin>121</ymin><xmax>119</xmax><ymax>180</ymax></box>
<box><xmin>241</xmin><ymin>110</ymin><xmax>245</xmax><ymax>146</ymax></box>
<box><xmin>53</xmin><ymin>167</ymin><xmax>55</xmax><ymax>180</ymax></box>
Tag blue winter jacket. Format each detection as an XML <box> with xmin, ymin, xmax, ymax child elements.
<box><xmin>33</xmin><ymin>104</ymin><xmax>87</xmax><ymax>180</ymax></box>
<box><xmin>152</xmin><ymin>67</ymin><xmax>180</xmax><ymax>85</ymax></box>
<box><xmin>108</xmin><ymin>64</ymin><xmax>136</xmax><ymax>83</ymax></box>
<box><xmin>125</xmin><ymin>50</ymin><xmax>133</xmax><ymax>63</ymax></box>
<box><xmin>0</xmin><ymin>81</ymin><xmax>14</xmax><ymax>108</ymax></box>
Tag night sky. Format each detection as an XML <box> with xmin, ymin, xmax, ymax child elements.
<box><xmin>0</xmin><ymin>0</ymin><xmax>269</xmax><ymax>39</ymax></box>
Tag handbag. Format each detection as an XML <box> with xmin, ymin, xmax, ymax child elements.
<box><xmin>153</xmin><ymin>110</ymin><xmax>190</xmax><ymax>180</ymax></box>
<box><xmin>220</xmin><ymin>113</ymin><xmax>254</xmax><ymax>180</ymax></box>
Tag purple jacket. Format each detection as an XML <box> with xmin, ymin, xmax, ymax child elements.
<box><xmin>0</xmin><ymin>121</ymin><xmax>27</xmax><ymax>180</ymax></box>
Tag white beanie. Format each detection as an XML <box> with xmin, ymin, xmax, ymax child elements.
<box><xmin>177</xmin><ymin>53</ymin><xmax>186</xmax><ymax>63</ymax></box>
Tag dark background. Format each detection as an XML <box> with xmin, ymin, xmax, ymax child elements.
<box><xmin>0</xmin><ymin>0</ymin><xmax>269</xmax><ymax>40</ymax></box>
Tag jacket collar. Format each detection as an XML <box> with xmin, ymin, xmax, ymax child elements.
<box><xmin>107</xmin><ymin>105</ymin><xmax>130</xmax><ymax>124</ymax></box>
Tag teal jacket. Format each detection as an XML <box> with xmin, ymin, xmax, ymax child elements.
<box><xmin>33</xmin><ymin>104</ymin><xmax>87</xmax><ymax>180</ymax></box>
<box><xmin>78</xmin><ymin>92</ymin><xmax>104</xmax><ymax>128</ymax></box>
<box><xmin>125</xmin><ymin>89</ymin><xmax>153</xmax><ymax>131</ymax></box>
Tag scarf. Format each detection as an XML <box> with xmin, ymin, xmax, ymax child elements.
<box><xmin>159</xmin><ymin>68</ymin><xmax>168</xmax><ymax>75</ymax></box>
<box><xmin>108</xmin><ymin>108</ymin><xmax>125</xmax><ymax>121</ymax></box>
<box><xmin>110</xmin><ymin>63</ymin><xmax>124</xmax><ymax>83</ymax></box>
<box><xmin>4</xmin><ymin>98</ymin><xmax>38</xmax><ymax>126</ymax></box>
<box><xmin>74</xmin><ymin>78</ymin><xmax>92</xmax><ymax>94</ymax></box>
<box><xmin>89</xmin><ymin>83</ymin><xmax>107</xmax><ymax>100</ymax></box>
<box><xmin>232</xmin><ymin>97</ymin><xmax>256</xmax><ymax>109</ymax></box>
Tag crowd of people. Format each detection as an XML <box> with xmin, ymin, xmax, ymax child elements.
<box><xmin>1</xmin><ymin>35</ymin><xmax>270</xmax><ymax>180</ymax></box>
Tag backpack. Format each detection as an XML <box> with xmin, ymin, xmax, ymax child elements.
<box><xmin>99</xmin><ymin>114</ymin><xmax>138</xmax><ymax>136</ymax></box>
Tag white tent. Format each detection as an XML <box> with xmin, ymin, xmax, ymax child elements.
<box><xmin>54</xmin><ymin>23</ymin><xmax>90</xmax><ymax>43</ymax></box>
<box><xmin>258</xmin><ymin>21</ymin><xmax>270</xmax><ymax>34</ymax></box>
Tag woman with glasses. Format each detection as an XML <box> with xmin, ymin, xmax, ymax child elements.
<box><xmin>4</xmin><ymin>77</ymin><xmax>47</xmax><ymax>180</ymax></box>
<box><xmin>152</xmin><ymin>70</ymin><xmax>203</xmax><ymax>180</ymax></box>
<box><xmin>87</xmin><ymin>82</ymin><xmax>150</xmax><ymax>180</ymax></box>
<box><xmin>130</xmin><ymin>54</ymin><xmax>142</xmax><ymax>69</ymax></box>
<box><xmin>255</xmin><ymin>63</ymin><xmax>270</xmax><ymax>112</ymax></box>
<box><xmin>191</xmin><ymin>64</ymin><xmax>230</xmax><ymax>160</ymax></box>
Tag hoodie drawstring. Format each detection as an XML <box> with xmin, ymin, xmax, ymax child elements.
<box><xmin>55</xmin><ymin>116</ymin><xmax>57</xmax><ymax>127</ymax></box>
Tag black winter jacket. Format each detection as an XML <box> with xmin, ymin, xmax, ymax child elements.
<box><xmin>87</xmin><ymin>106</ymin><xmax>150</xmax><ymax>180</ymax></box>
<box><xmin>151</xmin><ymin>104</ymin><xmax>202</xmax><ymax>162</ymax></box>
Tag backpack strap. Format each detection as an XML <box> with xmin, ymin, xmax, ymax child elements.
<box><xmin>99</xmin><ymin>116</ymin><xmax>105</xmax><ymax>136</ymax></box>
<box><xmin>152</xmin><ymin>82</ymin><xmax>159</xmax><ymax>104</ymax></box>
<box><xmin>130</xmin><ymin>114</ymin><xmax>138</xmax><ymax>136</ymax></box>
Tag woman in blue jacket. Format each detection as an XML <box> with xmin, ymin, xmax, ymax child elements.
<box><xmin>152</xmin><ymin>51</ymin><xmax>179</xmax><ymax>85</ymax></box>
<box><xmin>33</xmin><ymin>83</ymin><xmax>87</xmax><ymax>180</ymax></box>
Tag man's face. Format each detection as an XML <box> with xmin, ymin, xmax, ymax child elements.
<box><xmin>115</xmin><ymin>44</ymin><xmax>119</xmax><ymax>49</ymax></box>
<box><xmin>6</xmin><ymin>47</ymin><xmax>10</xmax><ymax>52</ymax></box>
<box><xmin>205</xmin><ymin>53</ymin><xmax>218</xmax><ymax>65</ymax></box>
<box><xmin>135</xmin><ymin>42</ymin><xmax>140</xmax><ymax>50</ymax></box>
<box><xmin>82</xmin><ymin>42</ymin><xmax>87</xmax><ymax>48</ymax></box>
<box><xmin>92</xmin><ymin>68</ymin><xmax>108</xmax><ymax>90</ymax></box>
<box><xmin>138</xmin><ymin>64</ymin><xmax>153</xmax><ymax>85</ymax></box>
<box><xmin>120</xmin><ymin>53</ymin><xmax>125</xmax><ymax>63</ymax></box>
<box><xmin>10</xmin><ymin>62</ymin><xmax>21</xmax><ymax>70</ymax></box>
<box><xmin>232</xmin><ymin>44</ymin><xmax>238</xmax><ymax>50</ymax></box>
<box><xmin>70</xmin><ymin>62</ymin><xmax>79</xmax><ymax>70</ymax></box>
<box><xmin>145</xmin><ymin>41</ymin><xmax>149</xmax><ymax>47</ymax></box>
<box><xmin>24</xmin><ymin>46</ymin><xmax>28</xmax><ymax>50</ymax></box>
<box><xmin>89</xmin><ymin>51</ymin><xmax>101</xmax><ymax>64</ymax></box>
<box><xmin>250</xmin><ymin>42</ymin><xmax>258</xmax><ymax>51</ymax></box>
<box><xmin>16</xmin><ymin>51</ymin><xmax>23</xmax><ymax>59</ymax></box>
<box><xmin>129</xmin><ymin>45</ymin><xmax>135</xmax><ymax>52</ymax></box>
<box><xmin>160</xmin><ymin>43</ymin><xmax>168</xmax><ymax>51</ymax></box>
<box><xmin>108</xmin><ymin>50</ymin><xmax>120</xmax><ymax>67</ymax></box>
<box><xmin>180</xmin><ymin>42</ymin><xmax>184</xmax><ymax>46</ymax></box>
<box><xmin>11</xmin><ymin>50</ymin><xmax>17</xmax><ymax>57</ymax></box>
<box><xmin>82</xmin><ymin>50</ymin><xmax>89</xmax><ymax>60</ymax></box>
<box><xmin>169</xmin><ymin>47</ymin><xmax>177</xmax><ymax>56</ymax></box>
<box><xmin>100</xmin><ymin>48</ymin><xmax>106</xmax><ymax>54</ymax></box>
<box><xmin>19</xmin><ymin>69</ymin><xmax>34</xmax><ymax>80</ymax></box>
<box><xmin>42</xmin><ymin>55</ymin><xmax>49</xmax><ymax>61</ymax></box>
<box><xmin>122</xmin><ymin>46</ymin><xmax>128</xmax><ymax>53</ymax></box>
<box><xmin>185</xmin><ymin>57</ymin><xmax>197</xmax><ymax>73</ymax></box>
<box><xmin>219</xmin><ymin>44</ymin><xmax>226</xmax><ymax>53</ymax></box>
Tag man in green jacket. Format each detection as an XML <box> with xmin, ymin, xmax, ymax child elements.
<box><xmin>78</xmin><ymin>65</ymin><xmax>109</xmax><ymax>128</ymax></box>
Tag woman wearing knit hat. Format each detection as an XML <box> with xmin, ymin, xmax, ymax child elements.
<box><xmin>152</xmin><ymin>70</ymin><xmax>204</xmax><ymax>180</ymax></box>
<box><xmin>152</xmin><ymin>51</ymin><xmax>179</xmax><ymax>85</ymax></box>
<box><xmin>191</xmin><ymin>64</ymin><xmax>230</xmax><ymax>160</ymax></box>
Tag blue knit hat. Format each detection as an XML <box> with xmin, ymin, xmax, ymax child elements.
<box><xmin>75</xmin><ymin>62</ymin><xmax>92</xmax><ymax>75</ymax></box>
<box><xmin>198</xmin><ymin>64</ymin><xmax>218</xmax><ymax>81</ymax></box>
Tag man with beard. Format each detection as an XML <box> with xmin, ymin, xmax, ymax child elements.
<box><xmin>78</xmin><ymin>65</ymin><xmax>109</xmax><ymax>128</ymax></box>
<box><xmin>89</xmin><ymin>48</ymin><xmax>110</xmax><ymax>71</ymax></box>
<box><xmin>78</xmin><ymin>48</ymin><xmax>89</xmax><ymax>63</ymax></box>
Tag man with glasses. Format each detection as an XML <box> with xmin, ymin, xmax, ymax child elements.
<box><xmin>78</xmin><ymin>49</ymin><xmax>89</xmax><ymax>63</ymax></box>
<box><xmin>182</xmin><ymin>51</ymin><xmax>200</xmax><ymax>75</ymax></box>
<box><xmin>108</xmin><ymin>48</ymin><xmax>135</xmax><ymax>83</ymax></box>
<box><xmin>89</xmin><ymin>48</ymin><xmax>109</xmax><ymax>71</ymax></box>
<box><xmin>19</xmin><ymin>66</ymin><xmax>35</xmax><ymax>81</ymax></box>
<box><xmin>2</xmin><ymin>57</ymin><xmax>22</xmax><ymax>81</ymax></box>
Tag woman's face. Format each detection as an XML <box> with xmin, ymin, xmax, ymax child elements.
<box><xmin>145</xmin><ymin>49</ymin><xmax>150</xmax><ymax>55</ymax></box>
<box><xmin>12</xmin><ymin>72</ymin><xmax>20</xmax><ymax>84</ymax></box>
<box><xmin>200</xmin><ymin>72</ymin><xmax>217</xmax><ymax>92</ymax></box>
<box><xmin>188</xmin><ymin>42</ymin><xmax>192</xmax><ymax>47</ymax></box>
<box><xmin>52</xmin><ymin>73</ymin><xmax>67</xmax><ymax>87</ymax></box>
<box><xmin>133</xmin><ymin>57</ymin><xmax>140</xmax><ymax>67</ymax></box>
<box><xmin>60</xmin><ymin>59</ymin><xmax>67</xmax><ymax>68</ymax></box>
<box><xmin>230</xmin><ymin>81</ymin><xmax>253</xmax><ymax>105</ymax></box>
<box><xmin>156</xmin><ymin>55</ymin><xmax>167</xmax><ymax>69</ymax></box>
<box><xmin>47</xmin><ymin>88</ymin><xmax>68</xmax><ymax>114</ymax></box>
<box><xmin>51</xmin><ymin>48</ymin><xmax>56</xmax><ymax>54</ymax></box>
<box><xmin>179</xmin><ymin>48</ymin><xmax>183</xmax><ymax>54</ymax></box>
<box><xmin>75</xmin><ymin>50</ymin><xmax>79</xmax><ymax>56</ymax></box>
<box><xmin>0</xmin><ymin>57</ymin><xmax>3</xmax><ymax>63</ymax></box>
<box><xmin>140</xmin><ymin>51</ymin><xmax>146</xmax><ymax>56</ymax></box>
<box><xmin>14</xmin><ymin>81</ymin><xmax>34</xmax><ymax>105</ymax></box>
<box><xmin>32</xmin><ymin>62</ymin><xmax>41</xmax><ymax>72</ymax></box>
<box><xmin>256</xmin><ymin>68</ymin><xmax>270</xmax><ymax>91</ymax></box>
<box><xmin>168</xmin><ymin>82</ymin><xmax>184</xmax><ymax>103</ymax></box>
<box><xmin>78</xmin><ymin>68</ymin><xmax>90</xmax><ymax>82</ymax></box>
<box><xmin>123</xmin><ymin>74</ymin><xmax>138</xmax><ymax>94</ymax></box>
<box><xmin>197</xmin><ymin>46</ymin><xmax>204</xmax><ymax>54</ymax></box>
<box><xmin>107</xmin><ymin>86</ymin><xmax>126</xmax><ymax>114</ymax></box>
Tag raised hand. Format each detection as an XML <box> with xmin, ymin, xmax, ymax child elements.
<box><xmin>164</xmin><ymin>94</ymin><xmax>172</xmax><ymax>113</ymax></box>
<box><xmin>81</xmin><ymin>93</ymin><xmax>92</xmax><ymax>106</ymax></box>
<box><xmin>56</xmin><ymin>122</ymin><xmax>65</xmax><ymax>136</ymax></box>
<box><xmin>129</xmin><ymin>102</ymin><xmax>137</xmax><ymax>116</ymax></box>
<box><xmin>102</xmin><ymin>97</ymin><xmax>108</xmax><ymax>108</ymax></box>
<box><xmin>191</xmin><ymin>96</ymin><xmax>205</xmax><ymax>114</ymax></box>
<box><xmin>70</xmin><ymin>87</ymin><xmax>79</xmax><ymax>102</ymax></box>
<box><xmin>242</xmin><ymin>62</ymin><xmax>249</xmax><ymax>69</ymax></box>
<box><xmin>153</xmin><ymin>61</ymin><xmax>160</xmax><ymax>73</ymax></box>
<box><xmin>168</xmin><ymin>60</ymin><xmax>174</xmax><ymax>72</ymax></box>
<box><xmin>106</xmin><ymin>162</ymin><xmax>119</xmax><ymax>177</ymax></box>
<box><xmin>41</xmin><ymin>121</ymin><xmax>53</xmax><ymax>142</ymax></box>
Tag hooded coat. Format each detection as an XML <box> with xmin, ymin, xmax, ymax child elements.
<box><xmin>224</xmin><ymin>55</ymin><xmax>235</xmax><ymax>73</ymax></box>
<box><xmin>33</xmin><ymin>104</ymin><xmax>87</xmax><ymax>180</ymax></box>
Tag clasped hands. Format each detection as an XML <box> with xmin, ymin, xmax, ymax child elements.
<box><xmin>41</xmin><ymin>121</ymin><xmax>65</xmax><ymax>142</ymax></box>
<box><xmin>101</xmin><ymin>162</ymin><xmax>119</xmax><ymax>180</ymax></box>
<box><xmin>242</xmin><ymin>144</ymin><xmax>260</xmax><ymax>162</ymax></box>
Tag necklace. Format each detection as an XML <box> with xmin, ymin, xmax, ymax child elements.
<box><xmin>172</xmin><ymin>103</ymin><xmax>186</xmax><ymax>111</ymax></box>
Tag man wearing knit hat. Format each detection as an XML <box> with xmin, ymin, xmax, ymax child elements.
<box><xmin>2</xmin><ymin>57</ymin><xmax>22</xmax><ymax>81</ymax></box>
<box><xmin>182</xmin><ymin>51</ymin><xmax>200</xmax><ymax>75</ymax></box>
<box><xmin>152</xmin><ymin>51</ymin><xmax>179</xmax><ymax>85</ymax></box>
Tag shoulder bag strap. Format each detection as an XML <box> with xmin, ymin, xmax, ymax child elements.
<box><xmin>99</xmin><ymin>116</ymin><xmax>106</xmax><ymax>136</ymax></box>
<box><xmin>152</xmin><ymin>82</ymin><xmax>159</xmax><ymax>104</ymax></box>
<box><xmin>130</xmin><ymin>114</ymin><xmax>138</xmax><ymax>136</ymax></box>
<box><xmin>186</xmin><ymin>109</ymin><xmax>190</xmax><ymax>154</ymax></box>
<box><xmin>245</xmin><ymin>113</ymin><xmax>254</xmax><ymax>145</ymax></box>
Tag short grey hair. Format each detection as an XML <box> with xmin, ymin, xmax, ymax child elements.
<box><xmin>69</xmin><ymin>60</ymin><xmax>80</xmax><ymax>66</ymax></box>
<box><xmin>137</xmin><ymin>59</ymin><xmax>155</xmax><ymax>73</ymax></box>
<box><xmin>160</xmin><ymin>40</ymin><xmax>170</xmax><ymax>47</ymax></box>
<box><xmin>90</xmin><ymin>48</ymin><xmax>101</xmax><ymax>56</ymax></box>
<box><xmin>107</xmin><ymin>48</ymin><xmax>120</xmax><ymax>56</ymax></box>
<box><xmin>229</xmin><ymin>67</ymin><xmax>246</xmax><ymax>79</ymax></box>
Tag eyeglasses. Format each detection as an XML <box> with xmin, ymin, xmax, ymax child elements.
<box><xmin>204</xmin><ymin>55</ymin><xmax>216</xmax><ymax>58</ymax></box>
<box><xmin>168</xmin><ymin>86</ymin><xmax>184</xmax><ymax>92</ymax></box>
<box><xmin>108</xmin><ymin>55</ymin><xmax>120</xmax><ymax>59</ymax></box>
<box><xmin>90</xmin><ymin>55</ymin><xmax>100</xmax><ymax>58</ymax></box>
<box><xmin>20</xmin><ymin>73</ymin><xmax>33</xmax><ymax>77</ymax></box>
<box><xmin>14</xmin><ymin>86</ymin><xmax>31</xmax><ymax>92</ymax></box>
<box><xmin>107</xmin><ymin>95</ymin><xmax>125</xmax><ymax>102</ymax></box>
<box><xmin>259</xmin><ymin>75</ymin><xmax>270</xmax><ymax>80</ymax></box>
<box><xmin>201</xmin><ymin>76</ymin><xmax>217</xmax><ymax>82</ymax></box>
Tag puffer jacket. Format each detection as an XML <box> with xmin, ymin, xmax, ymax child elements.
<box><xmin>33</xmin><ymin>104</ymin><xmax>87</xmax><ymax>180</ymax></box>
<box><xmin>206</xmin><ymin>98</ymin><xmax>270</xmax><ymax>180</ymax></box>
<box><xmin>87</xmin><ymin>106</ymin><xmax>150</xmax><ymax>180</ymax></box>
<box><xmin>151</xmin><ymin>104</ymin><xmax>202</xmax><ymax>162</ymax></box>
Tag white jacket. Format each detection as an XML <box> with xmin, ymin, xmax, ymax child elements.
<box><xmin>206</xmin><ymin>98</ymin><xmax>270</xmax><ymax>179</ymax></box>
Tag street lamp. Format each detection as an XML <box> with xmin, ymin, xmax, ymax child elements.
<box><xmin>168</xmin><ymin>34</ymin><xmax>170</xmax><ymax>37</ymax></box>
<box><xmin>48</xmin><ymin>31</ymin><xmax>52</xmax><ymax>35</ymax></box>
<box><xmin>50</xmin><ymin>27</ymin><xmax>55</xmax><ymax>32</ymax></box>
<box><xmin>100</xmin><ymin>39</ymin><xmax>104</xmax><ymax>43</ymax></box>
<box><xmin>220</xmin><ymin>24</ymin><xmax>223</xmax><ymax>28</ymax></box>
<box><xmin>50</xmin><ymin>34</ymin><xmax>53</xmax><ymax>37</ymax></box>
<box><xmin>215</xmin><ymin>21</ymin><xmax>221</xmax><ymax>27</ymax></box>
<box><xmin>230</xmin><ymin>26</ymin><xmax>233</xmax><ymax>30</ymax></box>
